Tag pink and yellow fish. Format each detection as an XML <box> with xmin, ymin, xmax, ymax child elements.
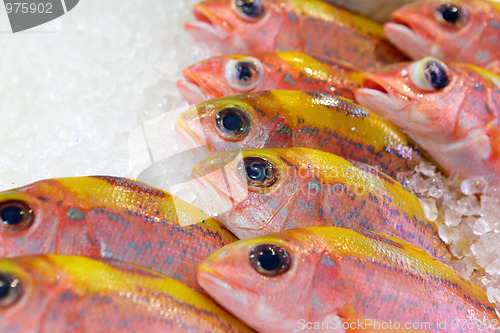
<box><xmin>177</xmin><ymin>51</ymin><xmax>363</xmax><ymax>104</ymax></box>
<box><xmin>355</xmin><ymin>57</ymin><xmax>500</xmax><ymax>187</ymax></box>
<box><xmin>198</xmin><ymin>227</ymin><xmax>499</xmax><ymax>333</ymax></box>
<box><xmin>185</xmin><ymin>0</ymin><xmax>407</xmax><ymax>70</ymax></box>
<box><xmin>177</xmin><ymin>90</ymin><xmax>429</xmax><ymax>179</ymax></box>
<box><xmin>0</xmin><ymin>255</ymin><xmax>253</xmax><ymax>332</ymax></box>
<box><xmin>192</xmin><ymin>147</ymin><xmax>450</xmax><ymax>260</ymax></box>
<box><xmin>384</xmin><ymin>0</ymin><xmax>500</xmax><ymax>73</ymax></box>
<box><xmin>0</xmin><ymin>176</ymin><xmax>237</xmax><ymax>292</ymax></box>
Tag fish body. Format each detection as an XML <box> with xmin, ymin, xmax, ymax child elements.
<box><xmin>197</xmin><ymin>227</ymin><xmax>499</xmax><ymax>333</ymax></box>
<box><xmin>185</xmin><ymin>0</ymin><xmax>407</xmax><ymax>70</ymax></box>
<box><xmin>355</xmin><ymin>57</ymin><xmax>500</xmax><ymax>186</ymax></box>
<box><xmin>384</xmin><ymin>0</ymin><xmax>500</xmax><ymax>73</ymax></box>
<box><xmin>177</xmin><ymin>51</ymin><xmax>363</xmax><ymax>104</ymax></box>
<box><xmin>0</xmin><ymin>176</ymin><xmax>237</xmax><ymax>291</ymax></box>
<box><xmin>177</xmin><ymin>90</ymin><xmax>428</xmax><ymax>179</ymax></box>
<box><xmin>192</xmin><ymin>147</ymin><xmax>449</xmax><ymax>260</ymax></box>
<box><xmin>0</xmin><ymin>255</ymin><xmax>253</xmax><ymax>332</ymax></box>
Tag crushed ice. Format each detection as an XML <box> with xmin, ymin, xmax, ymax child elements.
<box><xmin>398</xmin><ymin>163</ymin><xmax>500</xmax><ymax>307</ymax></box>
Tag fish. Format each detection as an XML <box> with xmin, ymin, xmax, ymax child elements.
<box><xmin>0</xmin><ymin>176</ymin><xmax>237</xmax><ymax>292</ymax></box>
<box><xmin>384</xmin><ymin>0</ymin><xmax>500</xmax><ymax>73</ymax></box>
<box><xmin>0</xmin><ymin>254</ymin><xmax>253</xmax><ymax>332</ymax></box>
<box><xmin>191</xmin><ymin>147</ymin><xmax>450</xmax><ymax>260</ymax></box>
<box><xmin>197</xmin><ymin>227</ymin><xmax>499</xmax><ymax>333</ymax></box>
<box><xmin>184</xmin><ymin>0</ymin><xmax>408</xmax><ymax>70</ymax></box>
<box><xmin>355</xmin><ymin>57</ymin><xmax>500</xmax><ymax>187</ymax></box>
<box><xmin>177</xmin><ymin>51</ymin><xmax>363</xmax><ymax>104</ymax></box>
<box><xmin>176</xmin><ymin>90</ymin><xmax>429</xmax><ymax>179</ymax></box>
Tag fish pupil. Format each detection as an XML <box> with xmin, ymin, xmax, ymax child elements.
<box><xmin>258</xmin><ymin>248</ymin><xmax>280</xmax><ymax>272</ymax></box>
<box><xmin>235</xmin><ymin>0</ymin><xmax>264</xmax><ymax>18</ymax></box>
<box><xmin>0</xmin><ymin>206</ymin><xmax>24</xmax><ymax>225</ymax></box>
<box><xmin>246</xmin><ymin>162</ymin><xmax>267</xmax><ymax>182</ymax></box>
<box><xmin>425</xmin><ymin>60</ymin><xmax>449</xmax><ymax>89</ymax></box>
<box><xmin>236</xmin><ymin>63</ymin><xmax>253</xmax><ymax>83</ymax></box>
<box><xmin>222</xmin><ymin>112</ymin><xmax>242</xmax><ymax>131</ymax></box>
<box><xmin>0</xmin><ymin>277</ymin><xmax>9</xmax><ymax>300</ymax></box>
<box><xmin>438</xmin><ymin>4</ymin><xmax>460</xmax><ymax>24</ymax></box>
<box><xmin>249</xmin><ymin>244</ymin><xmax>291</xmax><ymax>276</ymax></box>
<box><xmin>0</xmin><ymin>274</ymin><xmax>21</xmax><ymax>307</ymax></box>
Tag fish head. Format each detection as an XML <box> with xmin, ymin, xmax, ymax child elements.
<box><xmin>178</xmin><ymin>54</ymin><xmax>268</xmax><ymax>104</ymax></box>
<box><xmin>197</xmin><ymin>230</ymin><xmax>327</xmax><ymax>331</ymax></box>
<box><xmin>0</xmin><ymin>181</ymin><xmax>65</xmax><ymax>257</ymax></box>
<box><xmin>184</xmin><ymin>0</ymin><xmax>285</xmax><ymax>53</ymax></box>
<box><xmin>0</xmin><ymin>256</ymin><xmax>60</xmax><ymax>330</ymax></box>
<box><xmin>355</xmin><ymin>57</ymin><xmax>468</xmax><ymax>141</ymax></box>
<box><xmin>384</xmin><ymin>0</ymin><xmax>488</xmax><ymax>62</ymax></box>
<box><xmin>178</xmin><ymin>52</ymin><xmax>300</xmax><ymax>104</ymax></box>
<box><xmin>192</xmin><ymin>148</ymin><xmax>305</xmax><ymax>238</ymax></box>
<box><xmin>176</xmin><ymin>91</ymin><xmax>293</xmax><ymax>153</ymax></box>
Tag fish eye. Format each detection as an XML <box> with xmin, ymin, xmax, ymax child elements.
<box><xmin>435</xmin><ymin>4</ymin><xmax>466</xmax><ymax>26</ymax></box>
<box><xmin>249</xmin><ymin>243</ymin><xmax>290</xmax><ymax>276</ymax></box>
<box><xmin>409</xmin><ymin>57</ymin><xmax>450</xmax><ymax>91</ymax></box>
<box><xmin>233</xmin><ymin>0</ymin><xmax>265</xmax><ymax>20</ymax></box>
<box><xmin>241</xmin><ymin>157</ymin><xmax>278</xmax><ymax>188</ymax></box>
<box><xmin>0</xmin><ymin>273</ymin><xmax>22</xmax><ymax>307</ymax></box>
<box><xmin>224</xmin><ymin>57</ymin><xmax>263</xmax><ymax>92</ymax></box>
<box><xmin>0</xmin><ymin>200</ymin><xmax>34</xmax><ymax>233</ymax></box>
<box><xmin>215</xmin><ymin>107</ymin><xmax>251</xmax><ymax>140</ymax></box>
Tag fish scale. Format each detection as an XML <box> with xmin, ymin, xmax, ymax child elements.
<box><xmin>197</xmin><ymin>227</ymin><xmax>499</xmax><ymax>333</ymax></box>
<box><xmin>193</xmin><ymin>147</ymin><xmax>450</xmax><ymax>261</ymax></box>
<box><xmin>0</xmin><ymin>176</ymin><xmax>237</xmax><ymax>292</ymax></box>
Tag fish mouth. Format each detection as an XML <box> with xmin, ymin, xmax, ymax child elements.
<box><xmin>175</xmin><ymin>106</ymin><xmax>210</xmax><ymax>150</ymax></box>
<box><xmin>384</xmin><ymin>15</ymin><xmax>435</xmax><ymax>60</ymax></box>
<box><xmin>191</xmin><ymin>163</ymin><xmax>237</xmax><ymax>216</ymax></box>
<box><xmin>197</xmin><ymin>265</ymin><xmax>258</xmax><ymax>312</ymax></box>
<box><xmin>184</xmin><ymin>4</ymin><xmax>231</xmax><ymax>42</ymax></box>
<box><xmin>177</xmin><ymin>68</ymin><xmax>219</xmax><ymax>104</ymax></box>
<box><xmin>355</xmin><ymin>75</ymin><xmax>408</xmax><ymax>126</ymax></box>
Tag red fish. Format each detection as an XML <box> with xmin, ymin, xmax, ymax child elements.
<box><xmin>177</xmin><ymin>51</ymin><xmax>363</xmax><ymax>104</ymax></box>
<box><xmin>198</xmin><ymin>227</ymin><xmax>499</xmax><ymax>333</ymax></box>
<box><xmin>176</xmin><ymin>90</ymin><xmax>429</xmax><ymax>179</ymax></box>
<box><xmin>192</xmin><ymin>147</ymin><xmax>450</xmax><ymax>260</ymax></box>
<box><xmin>384</xmin><ymin>0</ymin><xmax>500</xmax><ymax>73</ymax></box>
<box><xmin>185</xmin><ymin>0</ymin><xmax>407</xmax><ymax>70</ymax></box>
<box><xmin>0</xmin><ymin>255</ymin><xmax>253</xmax><ymax>332</ymax></box>
<box><xmin>0</xmin><ymin>176</ymin><xmax>237</xmax><ymax>292</ymax></box>
<box><xmin>355</xmin><ymin>57</ymin><xmax>500</xmax><ymax>186</ymax></box>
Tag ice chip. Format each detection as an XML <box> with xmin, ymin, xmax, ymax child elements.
<box><xmin>473</xmin><ymin>218</ymin><xmax>493</xmax><ymax>236</ymax></box>
<box><xmin>480</xmin><ymin>195</ymin><xmax>500</xmax><ymax>229</ymax></box>
<box><xmin>418</xmin><ymin>197</ymin><xmax>437</xmax><ymax>221</ymax></box>
<box><xmin>456</xmin><ymin>196</ymin><xmax>481</xmax><ymax>216</ymax></box>
<box><xmin>486</xmin><ymin>259</ymin><xmax>500</xmax><ymax>276</ymax></box>
<box><xmin>438</xmin><ymin>225</ymin><xmax>460</xmax><ymax>244</ymax></box>
<box><xmin>444</xmin><ymin>207</ymin><xmax>462</xmax><ymax>227</ymax></box>
<box><xmin>461</xmin><ymin>177</ymin><xmax>488</xmax><ymax>195</ymax></box>
<box><xmin>450</xmin><ymin>256</ymin><xmax>476</xmax><ymax>279</ymax></box>
<box><xmin>470</xmin><ymin>233</ymin><xmax>500</xmax><ymax>268</ymax></box>
<box><xmin>415</xmin><ymin>162</ymin><xmax>437</xmax><ymax>177</ymax></box>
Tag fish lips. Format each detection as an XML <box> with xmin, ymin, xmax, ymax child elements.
<box><xmin>197</xmin><ymin>264</ymin><xmax>260</xmax><ymax>319</ymax></box>
<box><xmin>355</xmin><ymin>75</ymin><xmax>409</xmax><ymax>127</ymax></box>
<box><xmin>177</xmin><ymin>68</ymin><xmax>218</xmax><ymax>104</ymax></box>
<box><xmin>184</xmin><ymin>4</ymin><xmax>231</xmax><ymax>46</ymax></box>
